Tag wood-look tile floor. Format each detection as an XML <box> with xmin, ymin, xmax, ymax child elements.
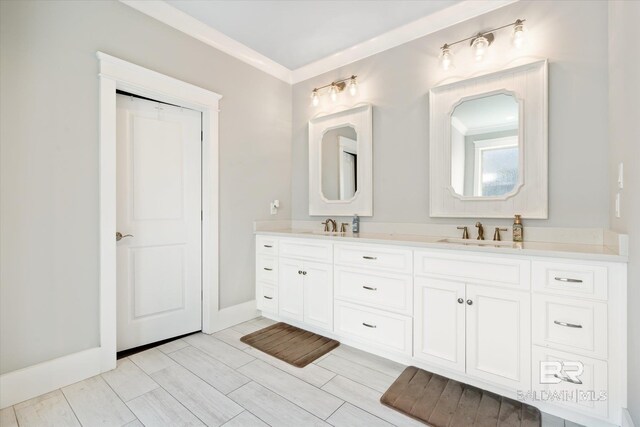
<box><xmin>0</xmin><ymin>317</ymin><xmax>578</xmax><ymax>427</ymax></box>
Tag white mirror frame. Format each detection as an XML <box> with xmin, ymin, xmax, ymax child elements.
<box><xmin>429</xmin><ymin>60</ymin><xmax>548</xmax><ymax>218</ymax></box>
<box><xmin>309</xmin><ymin>104</ymin><xmax>373</xmax><ymax>216</ymax></box>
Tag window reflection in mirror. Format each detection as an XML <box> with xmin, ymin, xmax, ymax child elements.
<box><xmin>450</xmin><ymin>93</ymin><xmax>519</xmax><ymax>197</ymax></box>
<box><xmin>321</xmin><ymin>126</ymin><xmax>357</xmax><ymax>201</ymax></box>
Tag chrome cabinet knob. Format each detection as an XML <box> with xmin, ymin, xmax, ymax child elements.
<box><xmin>457</xmin><ymin>298</ymin><xmax>464</xmax><ymax>304</ymax></box>
<box><xmin>116</xmin><ymin>232</ymin><xmax>133</xmax><ymax>242</ymax></box>
<box><xmin>466</xmin><ymin>299</ymin><xmax>473</xmax><ymax>305</ymax></box>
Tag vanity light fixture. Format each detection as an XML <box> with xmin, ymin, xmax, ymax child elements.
<box><xmin>310</xmin><ymin>75</ymin><xmax>358</xmax><ymax>106</ymax></box>
<box><xmin>439</xmin><ymin>18</ymin><xmax>526</xmax><ymax>70</ymax></box>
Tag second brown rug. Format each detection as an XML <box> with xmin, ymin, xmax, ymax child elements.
<box><xmin>381</xmin><ymin>366</ymin><xmax>541</xmax><ymax>427</ymax></box>
<box><xmin>240</xmin><ymin>322</ymin><xmax>339</xmax><ymax>368</ymax></box>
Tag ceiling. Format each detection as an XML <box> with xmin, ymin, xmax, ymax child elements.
<box><xmin>452</xmin><ymin>94</ymin><xmax>519</xmax><ymax>134</ymax></box>
<box><xmin>165</xmin><ymin>0</ymin><xmax>461</xmax><ymax>70</ymax></box>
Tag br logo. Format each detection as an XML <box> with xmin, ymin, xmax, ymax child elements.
<box><xmin>540</xmin><ymin>361</ymin><xmax>584</xmax><ymax>385</ymax></box>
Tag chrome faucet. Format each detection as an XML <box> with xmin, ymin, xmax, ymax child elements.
<box><xmin>475</xmin><ymin>222</ymin><xmax>485</xmax><ymax>240</ymax></box>
<box><xmin>322</xmin><ymin>218</ymin><xmax>337</xmax><ymax>232</ymax></box>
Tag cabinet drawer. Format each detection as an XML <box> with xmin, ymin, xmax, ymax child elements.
<box><xmin>280</xmin><ymin>239</ymin><xmax>332</xmax><ymax>263</ymax></box>
<box><xmin>256</xmin><ymin>255</ymin><xmax>278</xmax><ymax>284</ymax></box>
<box><xmin>532</xmin><ymin>261</ymin><xmax>607</xmax><ymax>300</ymax></box>
<box><xmin>256</xmin><ymin>235</ymin><xmax>279</xmax><ymax>256</ymax></box>
<box><xmin>256</xmin><ymin>282</ymin><xmax>278</xmax><ymax>314</ymax></box>
<box><xmin>414</xmin><ymin>251</ymin><xmax>530</xmax><ymax>289</ymax></box>
<box><xmin>334</xmin><ymin>301</ymin><xmax>412</xmax><ymax>356</ymax></box>
<box><xmin>533</xmin><ymin>294</ymin><xmax>607</xmax><ymax>359</ymax></box>
<box><xmin>334</xmin><ymin>244</ymin><xmax>412</xmax><ymax>274</ymax></box>
<box><xmin>532</xmin><ymin>346</ymin><xmax>608</xmax><ymax>418</ymax></box>
<box><xmin>334</xmin><ymin>267</ymin><xmax>412</xmax><ymax>315</ymax></box>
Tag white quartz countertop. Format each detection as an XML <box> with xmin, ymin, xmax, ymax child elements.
<box><xmin>255</xmin><ymin>229</ymin><xmax>627</xmax><ymax>262</ymax></box>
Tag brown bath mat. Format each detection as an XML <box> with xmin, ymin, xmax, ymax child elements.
<box><xmin>381</xmin><ymin>366</ymin><xmax>541</xmax><ymax>427</ymax></box>
<box><xmin>240</xmin><ymin>322</ymin><xmax>339</xmax><ymax>367</ymax></box>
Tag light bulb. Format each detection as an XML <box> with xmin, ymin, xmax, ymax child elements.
<box><xmin>348</xmin><ymin>77</ymin><xmax>357</xmax><ymax>96</ymax></box>
<box><xmin>512</xmin><ymin>19</ymin><xmax>525</xmax><ymax>49</ymax></box>
<box><xmin>311</xmin><ymin>90</ymin><xmax>319</xmax><ymax>107</ymax></box>
<box><xmin>439</xmin><ymin>45</ymin><xmax>453</xmax><ymax>70</ymax></box>
<box><xmin>329</xmin><ymin>84</ymin><xmax>338</xmax><ymax>102</ymax></box>
<box><xmin>472</xmin><ymin>35</ymin><xmax>489</xmax><ymax>61</ymax></box>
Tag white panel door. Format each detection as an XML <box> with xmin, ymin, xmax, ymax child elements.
<box><xmin>278</xmin><ymin>258</ymin><xmax>304</xmax><ymax>321</ymax></box>
<box><xmin>414</xmin><ymin>278</ymin><xmax>466</xmax><ymax>372</ymax></box>
<box><xmin>116</xmin><ymin>94</ymin><xmax>202</xmax><ymax>351</ymax></box>
<box><xmin>465</xmin><ymin>284</ymin><xmax>531</xmax><ymax>390</ymax></box>
<box><xmin>303</xmin><ymin>261</ymin><xmax>333</xmax><ymax>331</ymax></box>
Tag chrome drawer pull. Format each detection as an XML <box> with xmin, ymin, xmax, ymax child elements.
<box><xmin>362</xmin><ymin>256</ymin><xmax>377</xmax><ymax>260</ymax></box>
<box><xmin>263</xmin><ymin>267</ymin><xmax>273</xmax><ymax>271</ymax></box>
<box><xmin>553</xmin><ymin>374</ymin><xmax>583</xmax><ymax>385</ymax></box>
<box><xmin>554</xmin><ymin>277</ymin><xmax>583</xmax><ymax>283</ymax></box>
<box><xmin>362</xmin><ymin>285</ymin><xmax>378</xmax><ymax>291</ymax></box>
<box><xmin>362</xmin><ymin>322</ymin><xmax>377</xmax><ymax>328</ymax></box>
<box><xmin>263</xmin><ymin>296</ymin><xmax>273</xmax><ymax>300</ymax></box>
<box><xmin>554</xmin><ymin>320</ymin><xmax>583</xmax><ymax>329</ymax></box>
<box><xmin>263</xmin><ymin>244</ymin><xmax>273</xmax><ymax>248</ymax></box>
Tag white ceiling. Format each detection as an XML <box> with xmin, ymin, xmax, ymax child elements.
<box><xmin>165</xmin><ymin>0</ymin><xmax>461</xmax><ymax>70</ymax></box>
<box><xmin>452</xmin><ymin>94</ymin><xmax>519</xmax><ymax>134</ymax></box>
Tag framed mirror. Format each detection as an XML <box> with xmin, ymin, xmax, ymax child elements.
<box><xmin>430</xmin><ymin>60</ymin><xmax>548</xmax><ymax>218</ymax></box>
<box><xmin>309</xmin><ymin>104</ymin><xmax>372</xmax><ymax>216</ymax></box>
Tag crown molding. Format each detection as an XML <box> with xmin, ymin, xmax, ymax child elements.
<box><xmin>119</xmin><ymin>0</ymin><xmax>293</xmax><ymax>83</ymax></box>
<box><xmin>120</xmin><ymin>0</ymin><xmax>519</xmax><ymax>85</ymax></box>
<box><xmin>291</xmin><ymin>0</ymin><xmax>519</xmax><ymax>83</ymax></box>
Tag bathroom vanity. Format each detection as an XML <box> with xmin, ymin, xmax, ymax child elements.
<box><xmin>254</xmin><ymin>230</ymin><xmax>627</xmax><ymax>427</ymax></box>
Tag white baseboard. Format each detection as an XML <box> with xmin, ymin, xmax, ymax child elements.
<box><xmin>623</xmin><ymin>409</ymin><xmax>636</xmax><ymax>427</ymax></box>
<box><xmin>0</xmin><ymin>347</ymin><xmax>102</xmax><ymax>409</ymax></box>
<box><xmin>208</xmin><ymin>299</ymin><xmax>259</xmax><ymax>333</ymax></box>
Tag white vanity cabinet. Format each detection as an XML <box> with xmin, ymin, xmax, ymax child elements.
<box><xmin>254</xmin><ymin>232</ymin><xmax>627</xmax><ymax>427</ymax></box>
<box><xmin>333</xmin><ymin>243</ymin><xmax>414</xmax><ymax>356</ymax></box>
<box><xmin>413</xmin><ymin>251</ymin><xmax>531</xmax><ymax>391</ymax></box>
<box><xmin>277</xmin><ymin>239</ymin><xmax>333</xmax><ymax>331</ymax></box>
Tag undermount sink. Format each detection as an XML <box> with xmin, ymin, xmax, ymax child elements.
<box><xmin>438</xmin><ymin>238</ymin><xmax>520</xmax><ymax>248</ymax></box>
<box><xmin>299</xmin><ymin>230</ymin><xmax>346</xmax><ymax>236</ymax></box>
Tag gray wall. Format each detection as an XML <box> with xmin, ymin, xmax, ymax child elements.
<box><xmin>292</xmin><ymin>0</ymin><xmax>610</xmax><ymax>228</ymax></box>
<box><xmin>608</xmin><ymin>1</ymin><xmax>640</xmax><ymax>421</ymax></box>
<box><xmin>0</xmin><ymin>0</ymin><xmax>291</xmax><ymax>374</ymax></box>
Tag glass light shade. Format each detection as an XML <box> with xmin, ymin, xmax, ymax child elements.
<box><xmin>311</xmin><ymin>90</ymin><xmax>319</xmax><ymax>107</ymax></box>
<box><xmin>512</xmin><ymin>22</ymin><xmax>525</xmax><ymax>49</ymax></box>
<box><xmin>439</xmin><ymin>46</ymin><xmax>453</xmax><ymax>70</ymax></box>
<box><xmin>348</xmin><ymin>78</ymin><xmax>357</xmax><ymax>96</ymax></box>
<box><xmin>472</xmin><ymin>36</ymin><xmax>489</xmax><ymax>61</ymax></box>
<box><xmin>329</xmin><ymin>84</ymin><xmax>338</xmax><ymax>102</ymax></box>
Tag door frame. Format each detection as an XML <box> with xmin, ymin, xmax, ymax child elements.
<box><xmin>97</xmin><ymin>52</ymin><xmax>221</xmax><ymax>371</ymax></box>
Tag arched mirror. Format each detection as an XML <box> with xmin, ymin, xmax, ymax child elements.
<box><xmin>429</xmin><ymin>60</ymin><xmax>548</xmax><ymax>218</ymax></box>
<box><xmin>309</xmin><ymin>104</ymin><xmax>372</xmax><ymax>216</ymax></box>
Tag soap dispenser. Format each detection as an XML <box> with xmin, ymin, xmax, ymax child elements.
<box><xmin>352</xmin><ymin>214</ymin><xmax>360</xmax><ymax>234</ymax></box>
<box><xmin>512</xmin><ymin>214</ymin><xmax>523</xmax><ymax>242</ymax></box>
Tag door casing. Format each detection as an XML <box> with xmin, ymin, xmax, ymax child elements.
<box><xmin>98</xmin><ymin>52</ymin><xmax>221</xmax><ymax>372</ymax></box>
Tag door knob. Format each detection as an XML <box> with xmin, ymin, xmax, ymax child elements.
<box><xmin>116</xmin><ymin>232</ymin><xmax>133</xmax><ymax>242</ymax></box>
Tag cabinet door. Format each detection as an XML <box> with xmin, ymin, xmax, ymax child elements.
<box><xmin>303</xmin><ymin>261</ymin><xmax>333</xmax><ymax>331</ymax></box>
<box><xmin>278</xmin><ymin>258</ymin><xmax>304</xmax><ymax>321</ymax></box>
<box><xmin>466</xmin><ymin>284</ymin><xmax>531</xmax><ymax>390</ymax></box>
<box><xmin>414</xmin><ymin>278</ymin><xmax>465</xmax><ymax>373</ymax></box>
